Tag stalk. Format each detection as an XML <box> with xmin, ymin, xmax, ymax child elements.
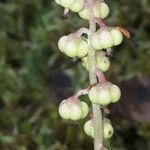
<box><xmin>88</xmin><ymin>0</ymin><xmax>103</xmax><ymax>149</ymax></box>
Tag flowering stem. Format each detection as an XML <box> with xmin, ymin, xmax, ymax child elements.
<box><xmin>87</xmin><ymin>0</ymin><xmax>103</xmax><ymax>149</ymax></box>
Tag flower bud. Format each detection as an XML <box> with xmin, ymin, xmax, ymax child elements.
<box><xmin>58</xmin><ymin>35</ymin><xmax>88</xmax><ymax>58</ymax></box>
<box><xmin>64</xmin><ymin>38</ymin><xmax>79</xmax><ymax>57</ymax></box>
<box><xmin>58</xmin><ymin>36</ymin><xmax>68</xmax><ymax>53</ymax></box>
<box><xmin>96</xmin><ymin>54</ymin><xmax>110</xmax><ymax>72</ymax></box>
<box><xmin>91</xmin><ymin>28</ymin><xmax>124</xmax><ymax>50</ymax></box>
<box><xmin>110</xmin><ymin>29</ymin><xmax>123</xmax><ymax>46</ymax></box>
<box><xmin>55</xmin><ymin>0</ymin><xmax>84</xmax><ymax>13</ymax></box>
<box><xmin>70</xmin><ymin>103</ymin><xmax>83</xmax><ymax>121</ymax></box>
<box><xmin>70</xmin><ymin>0</ymin><xmax>84</xmax><ymax>12</ymax></box>
<box><xmin>84</xmin><ymin>119</ymin><xmax>113</xmax><ymax>139</ymax></box>
<box><xmin>99</xmin><ymin>2</ymin><xmax>110</xmax><ymax>19</ymax></box>
<box><xmin>59</xmin><ymin>99</ymin><xmax>89</xmax><ymax>121</ymax></box>
<box><xmin>103</xmin><ymin>120</ymin><xmax>114</xmax><ymax>139</ymax></box>
<box><xmin>78</xmin><ymin>8</ymin><xmax>90</xmax><ymax>20</ymax></box>
<box><xmin>82</xmin><ymin>52</ymin><xmax>110</xmax><ymax>72</ymax></box>
<box><xmin>84</xmin><ymin>119</ymin><xmax>94</xmax><ymax>138</ymax></box>
<box><xmin>91</xmin><ymin>32</ymin><xmax>102</xmax><ymax>50</ymax></box>
<box><xmin>77</xmin><ymin>39</ymin><xmax>89</xmax><ymax>57</ymax></box>
<box><xmin>81</xmin><ymin>102</ymin><xmax>89</xmax><ymax>118</ymax></box>
<box><xmin>59</xmin><ymin>100</ymin><xmax>71</xmax><ymax>119</ymax></box>
<box><xmin>79</xmin><ymin>2</ymin><xmax>109</xmax><ymax>20</ymax></box>
<box><xmin>109</xmin><ymin>84</ymin><xmax>121</xmax><ymax>103</ymax></box>
<box><xmin>55</xmin><ymin>0</ymin><xmax>74</xmax><ymax>9</ymax></box>
<box><xmin>91</xmin><ymin>29</ymin><xmax>114</xmax><ymax>50</ymax></box>
<box><xmin>98</xmin><ymin>30</ymin><xmax>114</xmax><ymax>49</ymax></box>
<box><xmin>88</xmin><ymin>83</ymin><xmax>112</xmax><ymax>106</ymax></box>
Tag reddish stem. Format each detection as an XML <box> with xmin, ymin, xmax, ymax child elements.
<box><xmin>95</xmin><ymin>69</ymin><xmax>107</xmax><ymax>83</ymax></box>
<box><xmin>75</xmin><ymin>28</ymin><xmax>89</xmax><ymax>37</ymax></box>
<box><xmin>73</xmin><ymin>88</ymin><xmax>89</xmax><ymax>99</ymax></box>
<box><xmin>93</xmin><ymin>17</ymin><xmax>106</xmax><ymax>28</ymax></box>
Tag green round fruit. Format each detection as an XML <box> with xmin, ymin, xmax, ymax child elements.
<box><xmin>96</xmin><ymin>87</ymin><xmax>112</xmax><ymax>105</ymax></box>
<box><xmin>78</xmin><ymin>40</ymin><xmax>88</xmax><ymax>57</ymax></box>
<box><xmin>55</xmin><ymin>0</ymin><xmax>61</xmax><ymax>5</ymax></box>
<box><xmin>81</xmin><ymin>102</ymin><xmax>89</xmax><ymax>118</ymax></box>
<box><xmin>93</xmin><ymin>3</ymin><xmax>101</xmax><ymax>18</ymax></box>
<box><xmin>64</xmin><ymin>38</ymin><xmax>79</xmax><ymax>57</ymax></box>
<box><xmin>58</xmin><ymin>36</ymin><xmax>68</xmax><ymax>53</ymax></box>
<box><xmin>88</xmin><ymin>85</ymin><xmax>100</xmax><ymax>104</ymax></box>
<box><xmin>91</xmin><ymin>32</ymin><xmax>102</xmax><ymax>50</ymax></box>
<box><xmin>98</xmin><ymin>30</ymin><xmax>114</xmax><ymax>49</ymax></box>
<box><xmin>70</xmin><ymin>103</ymin><xmax>83</xmax><ymax>121</ymax></box>
<box><xmin>58</xmin><ymin>35</ymin><xmax>88</xmax><ymax>58</ymax></box>
<box><xmin>110</xmin><ymin>84</ymin><xmax>121</xmax><ymax>103</ymax></box>
<box><xmin>91</xmin><ymin>28</ymin><xmax>123</xmax><ymax>50</ymax></box>
<box><xmin>103</xmin><ymin>122</ymin><xmax>114</xmax><ymax>139</ymax></box>
<box><xmin>88</xmin><ymin>84</ymin><xmax>111</xmax><ymax>106</ymax></box>
<box><xmin>78</xmin><ymin>7</ymin><xmax>90</xmax><ymax>20</ymax></box>
<box><xmin>79</xmin><ymin>2</ymin><xmax>109</xmax><ymax>20</ymax></box>
<box><xmin>70</xmin><ymin>0</ymin><xmax>84</xmax><ymax>12</ymax></box>
<box><xmin>91</xmin><ymin>29</ymin><xmax>114</xmax><ymax>50</ymax></box>
<box><xmin>60</xmin><ymin>0</ymin><xmax>75</xmax><ymax>9</ymax></box>
<box><xmin>99</xmin><ymin>2</ymin><xmax>110</xmax><ymax>19</ymax></box>
<box><xmin>96</xmin><ymin>53</ymin><xmax>110</xmax><ymax>72</ymax></box>
<box><xmin>59</xmin><ymin>100</ymin><xmax>71</xmax><ymax>119</ymax></box>
<box><xmin>82</xmin><ymin>53</ymin><xmax>110</xmax><ymax>72</ymax></box>
<box><xmin>84</xmin><ymin>120</ymin><xmax>94</xmax><ymax>138</ymax></box>
<box><xmin>84</xmin><ymin>119</ymin><xmax>114</xmax><ymax>139</ymax></box>
<box><xmin>111</xmin><ymin>29</ymin><xmax>123</xmax><ymax>46</ymax></box>
<box><xmin>59</xmin><ymin>99</ymin><xmax>89</xmax><ymax>121</ymax></box>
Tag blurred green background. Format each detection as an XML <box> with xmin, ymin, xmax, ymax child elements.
<box><xmin>0</xmin><ymin>0</ymin><xmax>150</xmax><ymax>150</ymax></box>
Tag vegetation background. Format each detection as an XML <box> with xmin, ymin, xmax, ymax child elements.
<box><xmin>0</xmin><ymin>0</ymin><xmax>150</xmax><ymax>150</ymax></box>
